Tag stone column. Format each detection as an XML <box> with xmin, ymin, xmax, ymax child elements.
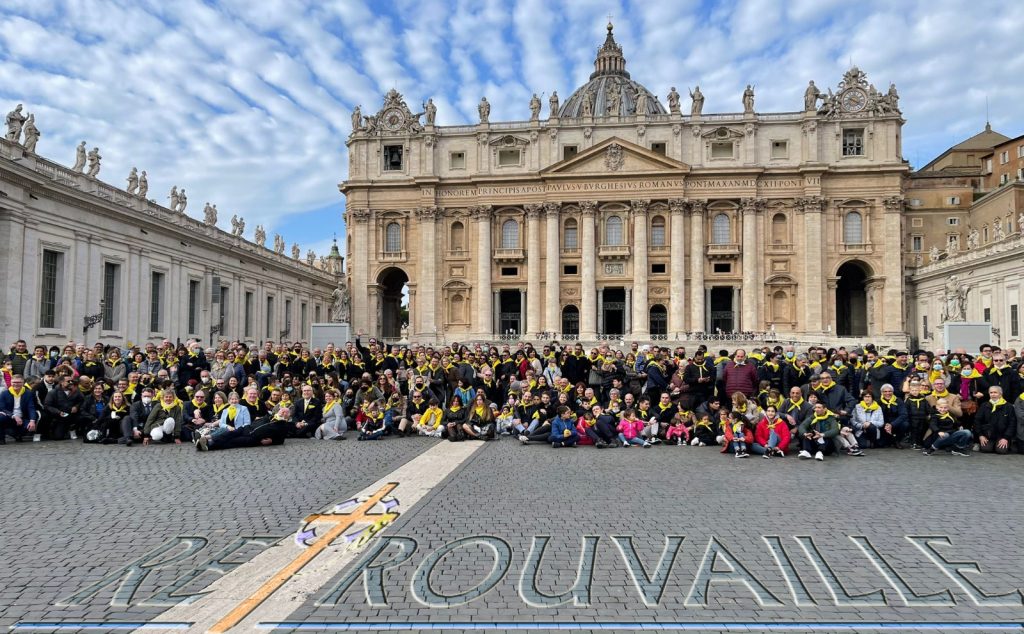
<box><xmin>740</xmin><ymin>198</ymin><xmax>763</xmax><ymax>331</ymax></box>
<box><xmin>520</xmin><ymin>288</ymin><xmax>527</xmax><ymax>335</ymax></box>
<box><xmin>580</xmin><ymin>201</ymin><xmax>598</xmax><ymax>339</ymax></box>
<box><xmin>881</xmin><ymin>196</ymin><xmax>905</xmax><ymax>335</ymax></box>
<box><xmin>525</xmin><ymin>203</ymin><xmax>543</xmax><ymax>336</ymax></box>
<box><xmin>689</xmin><ymin>201</ymin><xmax>706</xmax><ymax>332</ymax></box>
<box><xmin>799</xmin><ymin>197</ymin><xmax>825</xmax><ymax>333</ymax></box>
<box><xmin>415</xmin><ymin>206</ymin><xmax>441</xmax><ymax>339</ymax></box>
<box><xmin>597</xmin><ymin>287</ymin><xmax>604</xmax><ymax>335</ymax></box>
<box><xmin>544</xmin><ymin>202</ymin><xmax>561</xmax><ymax>334</ymax></box>
<box><xmin>625</xmin><ymin>288</ymin><xmax>632</xmax><ymax>335</ymax></box>
<box><xmin>668</xmin><ymin>199</ymin><xmax>686</xmax><ymax>336</ymax></box>
<box><xmin>348</xmin><ymin>208</ymin><xmax>371</xmax><ymax>334</ymax></box>
<box><xmin>492</xmin><ymin>290</ymin><xmax>500</xmax><ymax>335</ymax></box>
<box><xmin>630</xmin><ymin>199</ymin><xmax>650</xmax><ymax>338</ymax></box>
<box><xmin>826</xmin><ymin>277</ymin><xmax>839</xmax><ymax>335</ymax></box>
<box><xmin>473</xmin><ymin>205</ymin><xmax>493</xmax><ymax>338</ymax></box>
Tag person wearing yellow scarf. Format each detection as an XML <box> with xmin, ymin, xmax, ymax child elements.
<box><xmin>852</xmin><ymin>392</ymin><xmax>883</xmax><ymax>447</ymax></box>
<box><xmin>797</xmin><ymin>403</ymin><xmax>840</xmax><ymax>460</ymax></box>
<box><xmin>923</xmin><ymin>397</ymin><xmax>973</xmax><ymax>456</ymax></box>
<box><xmin>143</xmin><ymin>390</ymin><xmax>184</xmax><ymax>445</ymax></box>
<box><xmin>974</xmin><ymin>385</ymin><xmax>1015</xmax><ymax>454</ymax></box>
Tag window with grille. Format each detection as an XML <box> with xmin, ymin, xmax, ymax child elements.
<box><xmin>266</xmin><ymin>296</ymin><xmax>275</xmax><ymax>339</ymax></box>
<box><xmin>563</xmin><ymin>219</ymin><xmax>578</xmax><ymax>249</ymax></box>
<box><xmin>650</xmin><ymin>216</ymin><xmax>666</xmax><ymax>246</ymax></box>
<box><xmin>501</xmin><ymin>219</ymin><xmax>519</xmax><ymax>248</ymax></box>
<box><xmin>842</xmin><ymin>129</ymin><xmax>864</xmax><ymax>156</ymax></box>
<box><xmin>39</xmin><ymin>250</ymin><xmax>63</xmax><ymax>329</ymax></box>
<box><xmin>188</xmin><ymin>280</ymin><xmax>200</xmax><ymax>334</ymax></box>
<box><xmin>844</xmin><ymin>211</ymin><xmax>863</xmax><ymax>244</ymax></box>
<box><xmin>605</xmin><ymin>215</ymin><xmax>623</xmax><ymax>245</ymax></box>
<box><xmin>711</xmin><ymin>214</ymin><xmax>730</xmax><ymax>244</ymax></box>
<box><xmin>244</xmin><ymin>292</ymin><xmax>254</xmax><ymax>337</ymax></box>
<box><xmin>1012</xmin><ymin>304</ymin><xmax>1020</xmax><ymax>338</ymax></box>
<box><xmin>102</xmin><ymin>262</ymin><xmax>120</xmax><ymax>330</ymax></box>
<box><xmin>150</xmin><ymin>271</ymin><xmax>164</xmax><ymax>333</ymax></box>
<box><xmin>219</xmin><ymin>287</ymin><xmax>229</xmax><ymax>335</ymax></box>
<box><xmin>384</xmin><ymin>222</ymin><xmax>401</xmax><ymax>252</ymax></box>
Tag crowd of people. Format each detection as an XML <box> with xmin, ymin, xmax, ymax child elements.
<box><xmin>2</xmin><ymin>336</ymin><xmax>1022</xmax><ymax>460</ymax></box>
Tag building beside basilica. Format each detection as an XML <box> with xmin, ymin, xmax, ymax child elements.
<box><xmin>343</xmin><ymin>24</ymin><xmax>909</xmax><ymax>345</ymax></box>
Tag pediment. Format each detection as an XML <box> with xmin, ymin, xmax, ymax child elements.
<box><xmin>541</xmin><ymin>137</ymin><xmax>690</xmax><ymax>176</ymax></box>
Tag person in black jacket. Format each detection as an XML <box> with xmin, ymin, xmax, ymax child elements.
<box><xmin>904</xmin><ymin>380</ymin><xmax>934</xmax><ymax>449</ymax></box>
<box><xmin>977</xmin><ymin>354</ymin><xmax>1022</xmax><ymax>403</ymax></box>
<box><xmin>291</xmin><ymin>384</ymin><xmax>323</xmax><ymax>438</ymax></box>
<box><xmin>43</xmin><ymin>374</ymin><xmax>85</xmax><ymax>440</ymax></box>
<box><xmin>684</xmin><ymin>350</ymin><xmax>716</xmax><ymax>406</ymax></box>
<box><xmin>975</xmin><ymin>386</ymin><xmax>1017</xmax><ymax>454</ymax></box>
<box><xmin>202</xmin><ymin>410</ymin><xmax>292</xmax><ymax>450</ymax></box>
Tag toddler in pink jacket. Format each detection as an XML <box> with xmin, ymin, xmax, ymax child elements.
<box><xmin>617</xmin><ymin>409</ymin><xmax>651</xmax><ymax>448</ymax></box>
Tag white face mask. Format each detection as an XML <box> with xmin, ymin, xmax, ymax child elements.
<box><xmin>141</xmin><ymin>397</ymin><xmax>153</xmax><ymax>405</ymax></box>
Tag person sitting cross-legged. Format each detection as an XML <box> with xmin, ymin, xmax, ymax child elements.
<box><xmin>549</xmin><ymin>405</ymin><xmax>579</xmax><ymax>448</ymax></box>
<box><xmin>922</xmin><ymin>397</ymin><xmax>972</xmax><ymax>456</ymax></box>
<box><xmin>143</xmin><ymin>388</ymin><xmax>184</xmax><ymax>445</ymax></box>
<box><xmin>797</xmin><ymin>401</ymin><xmax>840</xmax><ymax>461</ymax></box>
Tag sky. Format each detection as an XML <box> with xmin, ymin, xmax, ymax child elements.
<box><xmin>2</xmin><ymin>0</ymin><xmax>1022</xmax><ymax>259</ymax></box>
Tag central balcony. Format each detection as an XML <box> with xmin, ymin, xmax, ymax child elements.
<box><xmin>493</xmin><ymin>247</ymin><xmax>525</xmax><ymax>262</ymax></box>
<box><xmin>598</xmin><ymin>244</ymin><xmax>631</xmax><ymax>260</ymax></box>
<box><xmin>705</xmin><ymin>243</ymin><xmax>740</xmax><ymax>259</ymax></box>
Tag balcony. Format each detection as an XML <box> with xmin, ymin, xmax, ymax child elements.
<box><xmin>765</xmin><ymin>242</ymin><xmax>794</xmax><ymax>253</ymax></box>
<box><xmin>705</xmin><ymin>243</ymin><xmax>741</xmax><ymax>258</ymax></box>
<box><xmin>560</xmin><ymin>247</ymin><xmax>581</xmax><ymax>257</ymax></box>
<box><xmin>446</xmin><ymin>248</ymin><xmax>469</xmax><ymax>260</ymax></box>
<box><xmin>598</xmin><ymin>244</ymin><xmax>631</xmax><ymax>260</ymax></box>
<box><xmin>840</xmin><ymin>242</ymin><xmax>873</xmax><ymax>255</ymax></box>
<box><xmin>380</xmin><ymin>250</ymin><xmax>408</xmax><ymax>263</ymax></box>
<box><xmin>493</xmin><ymin>247</ymin><xmax>525</xmax><ymax>262</ymax></box>
<box><xmin>648</xmin><ymin>245</ymin><xmax>670</xmax><ymax>255</ymax></box>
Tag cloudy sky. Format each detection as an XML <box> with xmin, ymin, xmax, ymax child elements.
<box><xmin>2</xmin><ymin>0</ymin><xmax>1022</xmax><ymax>257</ymax></box>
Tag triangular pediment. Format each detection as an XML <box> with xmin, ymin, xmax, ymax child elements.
<box><xmin>541</xmin><ymin>137</ymin><xmax>690</xmax><ymax>176</ymax></box>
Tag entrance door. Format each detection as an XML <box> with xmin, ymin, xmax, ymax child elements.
<box><xmin>561</xmin><ymin>305</ymin><xmax>580</xmax><ymax>336</ymax></box>
<box><xmin>378</xmin><ymin>268</ymin><xmax>409</xmax><ymax>340</ymax></box>
<box><xmin>498</xmin><ymin>290</ymin><xmax>522</xmax><ymax>335</ymax></box>
<box><xmin>602</xmin><ymin>288</ymin><xmax>626</xmax><ymax>335</ymax></box>
<box><xmin>836</xmin><ymin>262</ymin><xmax>869</xmax><ymax>336</ymax></box>
<box><xmin>709</xmin><ymin>287</ymin><xmax>734</xmax><ymax>333</ymax></box>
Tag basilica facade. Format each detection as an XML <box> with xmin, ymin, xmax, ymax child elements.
<box><xmin>341</xmin><ymin>25</ymin><xmax>909</xmax><ymax>345</ymax></box>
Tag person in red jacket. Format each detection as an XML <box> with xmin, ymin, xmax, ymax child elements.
<box><xmin>722</xmin><ymin>349</ymin><xmax>758</xmax><ymax>399</ymax></box>
<box><xmin>752</xmin><ymin>405</ymin><xmax>791</xmax><ymax>458</ymax></box>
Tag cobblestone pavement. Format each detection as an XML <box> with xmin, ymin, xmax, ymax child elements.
<box><xmin>0</xmin><ymin>437</ymin><xmax>433</xmax><ymax>631</ymax></box>
<box><xmin>2</xmin><ymin>439</ymin><xmax>1023</xmax><ymax>633</ymax></box>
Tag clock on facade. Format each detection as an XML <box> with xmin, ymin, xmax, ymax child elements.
<box><xmin>382</xmin><ymin>108</ymin><xmax>406</xmax><ymax>131</ymax></box>
<box><xmin>841</xmin><ymin>88</ymin><xmax>867</xmax><ymax>113</ymax></box>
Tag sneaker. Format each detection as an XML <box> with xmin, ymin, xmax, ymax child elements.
<box><xmin>849</xmin><ymin>448</ymin><xmax>865</xmax><ymax>457</ymax></box>
<box><xmin>737</xmin><ymin>452</ymin><xmax>749</xmax><ymax>459</ymax></box>
<box><xmin>921</xmin><ymin>448</ymin><xmax>934</xmax><ymax>456</ymax></box>
<box><xmin>911</xmin><ymin>443</ymin><xmax>921</xmax><ymax>450</ymax></box>
<box><xmin>951</xmin><ymin>448</ymin><xmax>971</xmax><ymax>457</ymax></box>
<box><xmin>676</xmin><ymin>438</ymin><xmax>683</xmax><ymax>446</ymax></box>
<box><xmin>972</xmin><ymin>443</ymin><xmax>980</xmax><ymax>452</ymax></box>
<box><xmin>776</xmin><ymin>449</ymin><xmax>785</xmax><ymax>458</ymax></box>
<box><xmin>650</xmin><ymin>438</ymin><xmax>662</xmax><ymax>445</ymax></box>
<box><xmin>814</xmin><ymin>451</ymin><xmax>824</xmax><ymax>461</ymax></box>
<box><xmin>518</xmin><ymin>434</ymin><xmax>529</xmax><ymax>445</ymax></box>
<box><xmin>32</xmin><ymin>434</ymin><xmax>41</xmax><ymax>442</ymax></box>
<box><xmin>197</xmin><ymin>436</ymin><xmax>209</xmax><ymax>452</ymax></box>
<box><xmin>762</xmin><ymin>451</ymin><xmax>771</xmax><ymax>459</ymax></box>
<box><xmin>69</xmin><ymin>431</ymin><xmax>78</xmax><ymax>440</ymax></box>
<box><xmin>622</xmin><ymin>441</ymin><xmax>631</xmax><ymax>448</ymax></box>
<box><xmin>798</xmin><ymin>450</ymin><xmax>812</xmax><ymax>459</ymax></box>
<box><xmin>595</xmin><ymin>440</ymin><xmax>608</xmax><ymax>449</ymax></box>
<box><xmin>643</xmin><ymin>441</ymin><xmax>652</xmax><ymax>448</ymax></box>
<box><xmin>552</xmin><ymin>441</ymin><xmax>561</xmax><ymax>448</ymax></box>
<box><xmin>699</xmin><ymin>441</ymin><xmax>707</xmax><ymax>447</ymax></box>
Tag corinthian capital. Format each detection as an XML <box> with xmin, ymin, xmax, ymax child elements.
<box><xmin>579</xmin><ymin>200</ymin><xmax>598</xmax><ymax>216</ymax></box>
<box><xmin>543</xmin><ymin>201</ymin><xmax>561</xmax><ymax>216</ymax></box>
<box><xmin>469</xmin><ymin>204</ymin><xmax>493</xmax><ymax>219</ymax></box>
<box><xmin>668</xmin><ymin>198</ymin><xmax>687</xmax><ymax>214</ymax></box>
<box><xmin>796</xmin><ymin>196</ymin><xmax>825</xmax><ymax>214</ymax></box>
<box><xmin>740</xmin><ymin>197</ymin><xmax>765</xmax><ymax>214</ymax></box>
<box><xmin>883</xmin><ymin>196</ymin><xmax>905</xmax><ymax>213</ymax></box>
<box><xmin>630</xmin><ymin>199</ymin><xmax>650</xmax><ymax>215</ymax></box>
<box><xmin>349</xmin><ymin>208</ymin><xmax>371</xmax><ymax>223</ymax></box>
<box><xmin>524</xmin><ymin>203</ymin><xmax>543</xmax><ymax>218</ymax></box>
<box><xmin>688</xmin><ymin>199</ymin><xmax>707</xmax><ymax>215</ymax></box>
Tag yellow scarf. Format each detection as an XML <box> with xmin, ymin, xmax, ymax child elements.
<box><xmin>160</xmin><ymin>399</ymin><xmax>180</xmax><ymax>413</ymax></box>
<box><xmin>859</xmin><ymin>400</ymin><xmax>880</xmax><ymax>412</ymax></box>
<box><xmin>214</xmin><ymin>403</ymin><xmax>227</xmax><ymax>414</ymax></box>
<box><xmin>227</xmin><ymin>405</ymin><xmax>238</xmax><ymax>421</ymax></box>
<box><xmin>8</xmin><ymin>386</ymin><xmax>25</xmax><ymax>399</ymax></box>
<box><xmin>474</xmin><ymin>406</ymin><xmax>485</xmax><ymax>417</ymax></box>
<box><xmin>880</xmin><ymin>396</ymin><xmax>897</xmax><ymax>407</ymax></box>
<box><xmin>991</xmin><ymin>397</ymin><xmax>1006</xmax><ymax>411</ymax></box>
<box><xmin>931</xmin><ymin>389</ymin><xmax>950</xmax><ymax>399</ymax></box>
<box><xmin>786</xmin><ymin>398</ymin><xmax>804</xmax><ymax>412</ymax></box>
<box><xmin>323</xmin><ymin>400</ymin><xmax>337</xmax><ymax>414</ymax></box>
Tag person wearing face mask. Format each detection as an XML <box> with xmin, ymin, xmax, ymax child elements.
<box><xmin>122</xmin><ymin>387</ymin><xmax>155</xmax><ymax>446</ymax></box>
<box><xmin>977</xmin><ymin>352</ymin><xmax>1021</xmax><ymax>403</ymax></box>
<box><xmin>178</xmin><ymin>343</ymin><xmax>209</xmax><ymax>389</ymax></box>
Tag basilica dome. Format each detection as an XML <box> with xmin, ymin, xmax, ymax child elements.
<box><xmin>559</xmin><ymin>23</ymin><xmax>667</xmax><ymax>119</ymax></box>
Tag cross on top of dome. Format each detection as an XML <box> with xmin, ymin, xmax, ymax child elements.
<box><xmin>592</xmin><ymin>20</ymin><xmax>628</xmax><ymax>80</ymax></box>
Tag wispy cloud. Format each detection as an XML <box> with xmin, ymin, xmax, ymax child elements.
<box><xmin>1</xmin><ymin>0</ymin><xmax>1020</xmax><ymax>257</ymax></box>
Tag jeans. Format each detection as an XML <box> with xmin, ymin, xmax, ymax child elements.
<box><xmin>800</xmin><ymin>435</ymin><xmax>836</xmax><ymax>455</ymax></box>
<box><xmin>618</xmin><ymin>434</ymin><xmax>645</xmax><ymax>446</ymax></box>
<box><xmin>751</xmin><ymin>430</ymin><xmax>781</xmax><ymax>455</ymax></box>
<box><xmin>930</xmin><ymin>429</ymin><xmax>972</xmax><ymax>451</ymax></box>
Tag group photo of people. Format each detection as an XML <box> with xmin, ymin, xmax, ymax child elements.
<box><xmin>2</xmin><ymin>335</ymin><xmax>1021</xmax><ymax>460</ymax></box>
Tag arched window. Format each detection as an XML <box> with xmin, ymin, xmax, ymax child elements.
<box><xmin>501</xmin><ymin>219</ymin><xmax>519</xmax><ymax>248</ymax></box>
<box><xmin>843</xmin><ymin>211</ymin><xmax>863</xmax><ymax>244</ymax></box>
<box><xmin>983</xmin><ymin>225</ymin><xmax>989</xmax><ymax>243</ymax></box>
<box><xmin>449</xmin><ymin>221</ymin><xmax>465</xmax><ymax>251</ymax></box>
<box><xmin>605</xmin><ymin>215</ymin><xmax>623</xmax><ymax>245</ymax></box>
<box><xmin>564</xmin><ymin>218</ymin><xmax>578</xmax><ymax>249</ymax></box>
<box><xmin>650</xmin><ymin>215</ymin><xmax>666</xmax><ymax>246</ymax></box>
<box><xmin>711</xmin><ymin>213</ymin><xmax>731</xmax><ymax>244</ymax></box>
<box><xmin>384</xmin><ymin>222</ymin><xmax>401</xmax><ymax>252</ymax></box>
<box><xmin>771</xmin><ymin>213</ymin><xmax>788</xmax><ymax>244</ymax></box>
<box><xmin>649</xmin><ymin>304</ymin><xmax>668</xmax><ymax>335</ymax></box>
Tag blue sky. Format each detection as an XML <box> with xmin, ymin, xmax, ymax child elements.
<box><xmin>2</xmin><ymin>0</ymin><xmax>1022</xmax><ymax>260</ymax></box>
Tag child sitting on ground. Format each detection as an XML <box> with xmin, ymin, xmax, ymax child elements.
<box><xmin>617</xmin><ymin>408</ymin><xmax>650</xmax><ymax>448</ymax></box>
<box><xmin>665</xmin><ymin>413</ymin><xmax>689</xmax><ymax>445</ymax></box>
<box><xmin>690</xmin><ymin>413</ymin><xmax>716</xmax><ymax>446</ymax></box>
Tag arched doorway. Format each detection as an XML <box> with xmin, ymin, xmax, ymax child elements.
<box><xmin>649</xmin><ymin>304</ymin><xmax>667</xmax><ymax>336</ymax></box>
<box><xmin>836</xmin><ymin>261</ymin><xmax>869</xmax><ymax>337</ymax></box>
<box><xmin>561</xmin><ymin>305</ymin><xmax>579</xmax><ymax>336</ymax></box>
<box><xmin>377</xmin><ymin>267</ymin><xmax>409</xmax><ymax>340</ymax></box>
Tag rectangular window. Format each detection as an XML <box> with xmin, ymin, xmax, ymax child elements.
<box><xmin>384</xmin><ymin>145</ymin><xmax>403</xmax><ymax>171</ymax></box>
<box><xmin>1017</xmin><ymin>168</ymin><xmax>1023</xmax><ymax>181</ymax></box>
<box><xmin>923</xmin><ymin>315</ymin><xmax>929</xmax><ymax>338</ymax></box>
<box><xmin>1017</xmin><ymin>145</ymin><xmax>1024</xmax><ymax>158</ymax></box>
<box><xmin>983</xmin><ymin>307</ymin><xmax>991</xmax><ymax>323</ymax></box>
<box><xmin>500</xmin><ymin>266</ymin><xmax>518</xmax><ymax>276</ymax></box>
<box><xmin>651</xmin><ymin>263</ymin><xmax>667</xmax><ymax>274</ymax></box>
<box><xmin>314</xmin><ymin>304</ymin><xmax>321</xmax><ymax>324</ymax></box>
<box><xmin>150</xmin><ymin>271</ymin><xmax>164</xmax><ymax>333</ymax></box>
<box><xmin>650</xmin><ymin>142</ymin><xmax>666</xmax><ymax>156</ymax></box>
<box><xmin>909</xmin><ymin>199</ymin><xmax>922</xmax><ymax>208</ymax></box>
<box><xmin>39</xmin><ymin>249</ymin><xmax>64</xmax><ymax>329</ymax></box>
<box><xmin>219</xmin><ymin>286</ymin><xmax>229</xmax><ymax>336</ymax></box>
<box><xmin>712</xmin><ymin>263</ymin><xmax>731</xmax><ymax>274</ymax></box>
<box><xmin>562</xmin><ymin>145</ymin><xmax>578</xmax><ymax>160</ymax></box>
<box><xmin>770</xmin><ymin>140</ymin><xmax>788</xmax><ymax>159</ymax></box>
<box><xmin>301</xmin><ymin>303</ymin><xmax>308</xmax><ymax>338</ymax></box>
<box><xmin>1000</xmin><ymin>151</ymin><xmax>1009</xmax><ymax>164</ymax></box>
<box><xmin>497</xmin><ymin>149</ymin><xmax>521</xmax><ymax>166</ymax></box>
<box><xmin>449</xmin><ymin>151</ymin><xmax>465</xmax><ymax>169</ymax></box>
<box><xmin>911</xmin><ymin>236</ymin><xmax>923</xmax><ymax>252</ymax></box>
<box><xmin>244</xmin><ymin>291</ymin><xmax>254</xmax><ymax>337</ymax></box>
<box><xmin>1000</xmin><ymin>173</ymin><xmax>1009</xmax><ymax>185</ymax></box>
<box><xmin>1011</xmin><ymin>304</ymin><xmax>1020</xmax><ymax>337</ymax></box>
<box><xmin>266</xmin><ymin>296</ymin><xmax>275</xmax><ymax>339</ymax></box>
<box><xmin>188</xmin><ymin>280</ymin><xmax>200</xmax><ymax>334</ymax></box>
<box><xmin>564</xmin><ymin>224</ymin><xmax>578</xmax><ymax>249</ymax></box>
<box><xmin>563</xmin><ymin>265</ymin><xmax>578</xmax><ymax>275</ymax></box>
<box><xmin>947</xmin><ymin>217</ymin><xmax>959</xmax><ymax>225</ymax></box>
<box><xmin>102</xmin><ymin>262</ymin><xmax>120</xmax><ymax>330</ymax></box>
<box><xmin>947</xmin><ymin>197</ymin><xmax>960</xmax><ymax>206</ymax></box>
<box><xmin>285</xmin><ymin>299</ymin><xmax>293</xmax><ymax>337</ymax></box>
<box><xmin>842</xmin><ymin>129</ymin><xmax>864</xmax><ymax>156</ymax></box>
<box><xmin>710</xmin><ymin>141</ymin><xmax>733</xmax><ymax>158</ymax></box>
<box><xmin>984</xmin><ymin>158</ymin><xmax>992</xmax><ymax>172</ymax></box>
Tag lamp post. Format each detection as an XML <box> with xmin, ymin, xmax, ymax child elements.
<box><xmin>83</xmin><ymin>300</ymin><xmax>106</xmax><ymax>336</ymax></box>
<box><xmin>210</xmin><ymin>324</ymin><xmax>221</xmax><ymax>346</ymax></box>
